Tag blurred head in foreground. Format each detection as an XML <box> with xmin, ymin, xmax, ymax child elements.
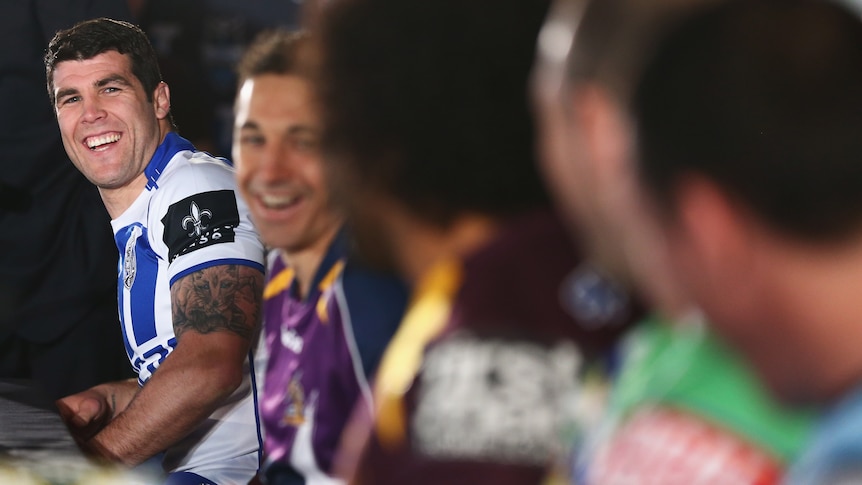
<box><xmin>634</xmin><ymin>0</ymin><xmax>862</xmax><ymax>404</ymax></box>
<box><xmin>532</xmin><ymin>0</ymin><xmax>719</xmax><ymax>317</ymax></box>
<box><xmin>315</xmin><ymin>3</ymin><xmax>646</xmax><ymax>483</ymax></box>
<box><xmin>316</xmin><ymin>0</ymin><xmax>551</xmax><ymax>279</ymax></box>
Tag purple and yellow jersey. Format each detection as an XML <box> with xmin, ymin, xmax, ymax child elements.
<box><xmin>260</xmin><ymin>232</ymin><xmax>407</xmax><ymax>483</ymax></box>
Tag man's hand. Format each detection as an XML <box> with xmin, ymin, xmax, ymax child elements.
<box><xmin>55</xmin><ymin>379</ymin><xmax>139</xmax><ymax>459</ymax></box>
<box><xmin>71</xmin><ymin>264</ymin><xmax>264</xmax><ymax>466</ymax></box>
<box><xmin>56</xmin><ymin>388</ymin><xmax>112</xmax><ymax>443</ymax></box>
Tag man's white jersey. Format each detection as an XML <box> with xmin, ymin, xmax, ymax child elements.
<box><xmin>110</xmin><ymin>133</ymin><xmax>265</xmax><ymax>483</ymax></box>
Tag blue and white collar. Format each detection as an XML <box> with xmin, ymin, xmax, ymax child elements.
<box><xmin>144</xmin><ymin>132</ymin><xmax>195</xmax><ymax>191</ymax></box>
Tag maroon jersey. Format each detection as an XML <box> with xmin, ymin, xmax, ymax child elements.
<box><xmin>348</xmin><ymin>210</ymin><xmax>639</xmax><ymax>485</ymax></box>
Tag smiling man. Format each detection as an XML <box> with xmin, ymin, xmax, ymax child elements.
<box><xmin>46</xmin><ymin>18</ymin><xmax>265</xmax><ymax>485</ymax></box>
<box><xmin>232</xmin><ymin>30</ymin><xmax>406</xmax><ymax>485</ymax></box>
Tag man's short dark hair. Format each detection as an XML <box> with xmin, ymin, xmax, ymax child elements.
<box><xmin>45</xmin><ymin>18</ymin><xmax>163</xmax><ymax>107</ymax></box>
<box><xmin>236</xmin><ymin>30</ymin><xmax>311</xmax><ymax>89</ymax></box>
<box><xmin>567</xmin><ymin>0</ymin><xmax>718</xmax><ymax>105</ymax></box>
<box><xmin>635</xmin><ymin>0</ymin><xmax>862</xmax><ymax>242</ymax></box>
<box><xmin>317</xmin><ymin>0</ymin><xmax>551</xmax><ymax>226</ymax></box>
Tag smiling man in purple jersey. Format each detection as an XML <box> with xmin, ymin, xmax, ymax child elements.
<box><xmin>232</xmin><ymin>30</ymin><xmax>407</xmax><ymax>485</ymax></box>
<box><xmin>47</xmin><ymin>18</ymin><xmax>265</xmax><ymax>485</ymax></box>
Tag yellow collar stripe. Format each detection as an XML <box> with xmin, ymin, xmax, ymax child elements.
<box><xmin>374</xmin><ymin>258</ymin><xmax>462</xmax><ymax>448</ymax></box>
<box><xmin>264</xmin><ymin>267</ymin><xmax>295</xmax><ymax>300</ymax></box>
<box><xmin>315</xmin><ymin>260</ymin><xmax>346</xmax><ymax>324</ymax></box>
<box><xmin>318</xmin><ymin>260</ymin><xmax>346</xmax><ymax>292</ymax></box>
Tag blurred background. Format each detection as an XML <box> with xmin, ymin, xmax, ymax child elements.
<box><xmin>129</xmin><ymin>0</ymin><xmax>306</xmax><ymax>157</ymax></box>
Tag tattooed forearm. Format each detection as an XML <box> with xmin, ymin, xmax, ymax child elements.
<box><xmin>171</xmin><ymin>264</ymin><xmax>263</xmax><ymax>340</ymax></box>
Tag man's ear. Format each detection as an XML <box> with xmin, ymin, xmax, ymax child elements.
<box><xmin>672</xmin><ymin>174</ymin><xmax>756</xmax><ymax>280</ymax></box>
<box><xmin>153</xmin><ymin>81</ymin><xmax>171</xmax><ymax>120</ymax></box>
<box><xmin>571</xmin><ymin>84</ymin><xmax>632</xmax><ymax>187</ymax></box>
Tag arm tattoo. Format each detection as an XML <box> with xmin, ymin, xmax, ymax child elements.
<box><xmin>170</xmin><ymin>264</ymin><xmax>263</xmax><ymax>340</ymax></box>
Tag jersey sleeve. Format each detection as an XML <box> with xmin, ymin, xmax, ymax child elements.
<box><xmin>147</xmin><ymin>151</ymin><xmax>265</xmax><ymax>285</ymax></box>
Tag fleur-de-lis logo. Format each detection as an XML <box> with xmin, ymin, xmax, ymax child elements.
<box><xmin>181</xmin><ymin>201</ymin><xmax>212</xmax><ymax>237</ymax></box>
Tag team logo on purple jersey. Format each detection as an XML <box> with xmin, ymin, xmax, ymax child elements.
<box><xmin>283</xmin><ymin>373</ymin><xmax>306</xmax><ymax>426</ymax></box>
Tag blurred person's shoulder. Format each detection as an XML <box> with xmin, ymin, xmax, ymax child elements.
<box><xmin>449</xmin><ymin>208</ymin><xmax>639</xmax><ymax>353</ymax></box>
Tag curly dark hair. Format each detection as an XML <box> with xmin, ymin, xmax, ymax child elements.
<box><xmin>317</xmin><ymin>0</ymin><xmax>551</xmax><ymax>227</ymax></box>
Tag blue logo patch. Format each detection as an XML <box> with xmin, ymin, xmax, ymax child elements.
<box><xmin>560</xmin><ymin>264</ymin><xmax>629</xmax><ymax>328</ymax></box>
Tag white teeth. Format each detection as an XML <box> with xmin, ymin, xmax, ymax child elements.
<box><xmin>260</xmin><ymin>194</ymin><xmax>298</xmax><ymax>208</ymax></box>
<box><xmin>86</xmin><ymin>133</ymin><xmax>121</xmax><ymax>149</ymax></box>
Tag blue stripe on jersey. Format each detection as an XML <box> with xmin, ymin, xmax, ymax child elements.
<box><xmin>164</xmin><ymin>471</ymin><xmax>217</xmax><ymax>485</ymax></box>
<box><xmin>116</xmin><ymin>258</ymin><xmax>135</xmax><ymax>362</ymax></box>
<box><xmin>132</xmin><ymin>232</ymin><xmax>159</xmax><ymax>346</ymax></box>
<box><xmin>144</xmin><ymin>132</ymin><xmax>195</xmax><ymax>191</ymax></box>
<box><xmin>116</xmin><ymin>224</ymin><xmax>160</xmax><ymax>347</ymax></box>
<box><xmin>169</xmin><ymin>258</ymin><xmax>266</xmax><ymax>287</ymax></box>
<box><xmin>248</xmin><ymin>349</ymin><xmax>264</xmax><ymax>467</ymax></box>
